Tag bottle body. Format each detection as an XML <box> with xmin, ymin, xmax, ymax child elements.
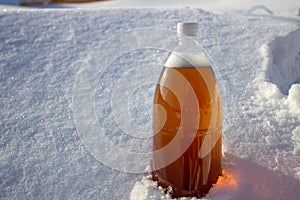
<box><xmin>152</xmin><ymin>64</ymin><xmax>222</xmax><ymax>198</ymax></box>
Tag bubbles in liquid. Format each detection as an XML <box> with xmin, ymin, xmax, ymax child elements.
<box><xmin>152</xmin><ymin>66</ymin><xmax>222</xmax><ymax>198</ymax></box>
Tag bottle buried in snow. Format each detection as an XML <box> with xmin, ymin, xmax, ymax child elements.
<box><xmin>151</xmin><ymin>22</ymin><xmax>222</xmax><ymax>198</ymax></box>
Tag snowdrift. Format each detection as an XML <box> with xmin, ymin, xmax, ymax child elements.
<box><xmin>1</xmin><ymin>7</ymin><xmax>300</xmax><ymax>199</ymax></box>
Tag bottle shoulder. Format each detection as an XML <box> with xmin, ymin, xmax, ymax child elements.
<box><xmin>164</xmin><ymin>51</ymin><xmax>210</xmax><ymax>68</ymax></box>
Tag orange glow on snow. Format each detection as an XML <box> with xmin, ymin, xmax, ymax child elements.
<box><xmin>216</xmin><ymin>170</ymin><xmax>238</xmax><ymax>188</ymax></box>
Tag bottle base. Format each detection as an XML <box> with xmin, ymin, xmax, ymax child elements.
<box><xmin>152</xmin><ymin>171</ymin><xmax>220</xmax><ymax>198</ymax></box>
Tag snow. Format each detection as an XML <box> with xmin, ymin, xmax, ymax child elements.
<box><xmin>1</xmin><ymin>0</ymin><xmax>300</xmax><ymax>199</ymax></box>
<box><xmin>66</xmin><ymin>0</ymin><xmax>300</xmax><ymax>16</ymax></box>
<box><xmin>1</xmin><ymin>0</ymin><xmax>300</xmax><ymax>17</ymax></box>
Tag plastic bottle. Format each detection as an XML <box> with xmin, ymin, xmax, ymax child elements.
<box><xmin>151</xmin><ymin>22</ymin><xmax>222</xmax><ymax>198</ymax></box>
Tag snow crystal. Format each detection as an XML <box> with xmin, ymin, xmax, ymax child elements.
<box><xmin>130</xmin><ymin>175</ymin><xmax>165</xmax><ymax>200</ymax></box>
<box><xmin>255</xmin><ymin>27</ymin><xmax>300</xmax><ymax>159</ymax></box>
<box><xmin>292</xmin><ymin>127</ymin><xmax>300</xmax><ymax>155</ymax></box>
<box><xmin>287</xmin><ymin>84</ymin><xmax>300</xmax><ymax>113</ymax></box>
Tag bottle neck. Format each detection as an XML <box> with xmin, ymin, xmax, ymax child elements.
<box><xmin>178</xmin><ymin>35</ymin><xmax>198</xmax><ymax>44</ymax></box>
<box><xmin>176</xmin><ymin>36</ymin><xmax>200</xmax><ymax>53</ymax></box>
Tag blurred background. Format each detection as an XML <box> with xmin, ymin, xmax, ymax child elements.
<box><xmin>0</xmin><ymin>0</ymin><xmax>299</xmax><ymax>17</ymax></box>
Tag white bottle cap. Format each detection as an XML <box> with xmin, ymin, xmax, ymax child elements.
<box><xmin>177</xmin><ymin>22</ymin><xmax>198</xmax><ymax>37</ymax></box>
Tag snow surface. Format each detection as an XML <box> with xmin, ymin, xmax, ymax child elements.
<box><xmin>1</xmin><ymin>1</ymin><xmax>300</xmax><ymax>200</ymax></box>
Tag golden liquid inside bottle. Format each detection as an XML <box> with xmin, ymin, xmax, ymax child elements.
<box><xmin>152</xmin><ymin>66</ymin><xmax>222</xmax><ymax>198</ymax></box>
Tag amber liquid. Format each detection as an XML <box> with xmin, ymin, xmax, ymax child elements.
<box><xmin>152</xmin><ymin>66</ymin><xmax>222</xmax><ymax>198</ymax></box>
